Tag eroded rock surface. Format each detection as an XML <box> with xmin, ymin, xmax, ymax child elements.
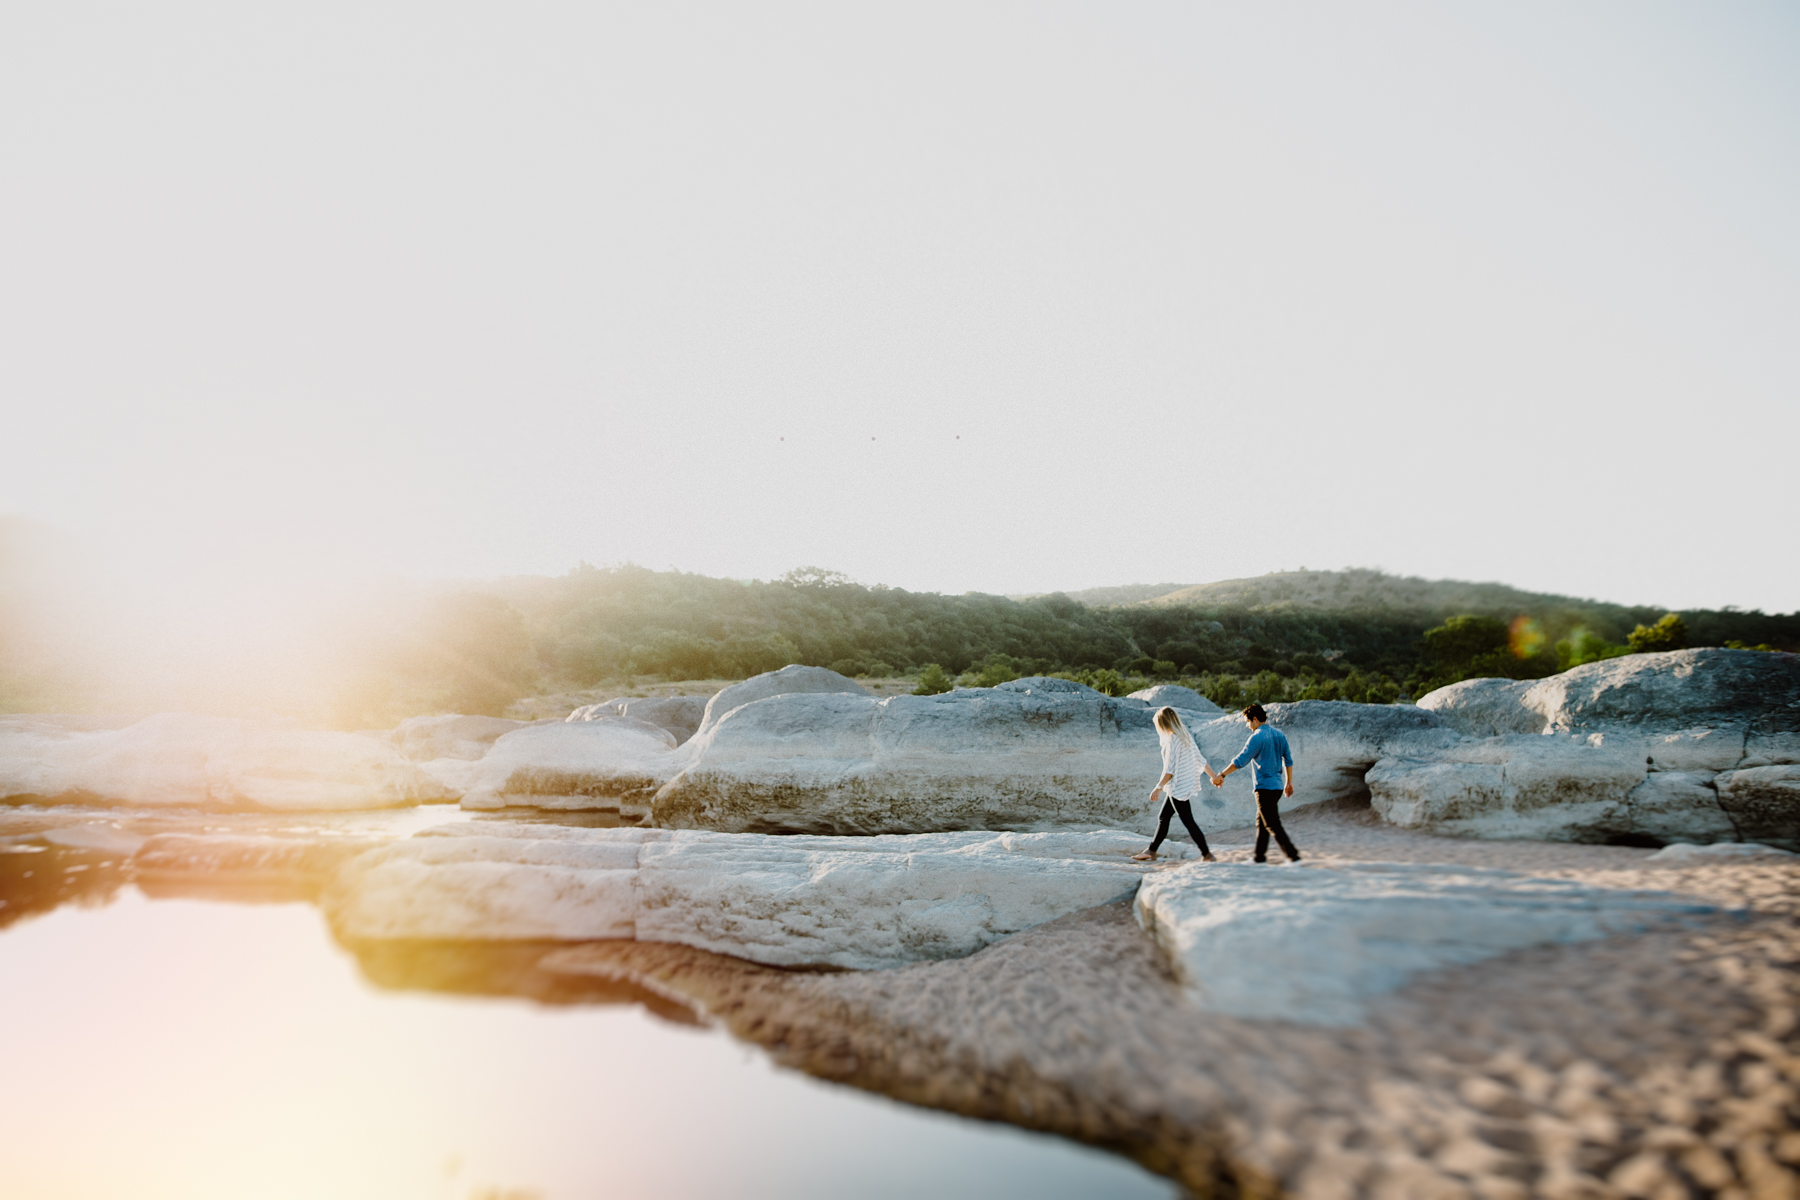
<box><xmin>457</xmin><ymin>719</ymin><xmax>679</xmax><ymax>813</ymax></box>
<box><xmin>1382</xmin><ymin>650</ymin><xmax>1800</xmax><ymax>848</ymax></box>
<box><xmin>568</xmin><ymin>695</ymin><xmax>709</xmax><ymax>744</ymax></box>
<box><xmin>0</xmin><ymin>713</ymin><xmax>452</xmax><ymax>811</ymax></box>
<box><xmin>653</xmin><ymin>691</ymin><xmax>1447</xmax><ymax>836</ymax></box>
<box><xmin>693</xmin><ymin>665</ymin><xmax>870</xmax><ymax>740</ymax></box>
<box><xmin>323</xmin><ymin>822</ymin><xmax>1191</xmax><ymax>967</ymax></box>
<box><xmin>1127</xmin><ymin>684</ymin><xmax>1224</xmax><ymax>714</ymax></box>
<box><xmin>1134</xmin><ymin>859</ymin><xmax>1710</xmax><ymax>1025</ymax></box>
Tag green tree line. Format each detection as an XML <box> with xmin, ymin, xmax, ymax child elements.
<box><xmin>328</xmin><ymin>564</ymin><xmax>1796</xmax><ymax>722</ymax></box>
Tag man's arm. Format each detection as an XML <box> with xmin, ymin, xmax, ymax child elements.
<box><xmin>1281</xmin><ymin>731</ymin><xmax>1294</xmax><ymax>796</ymax></box>
<box><xmin>1216</xmin><ymin>733</ymin><xmax>1256</xmax><ymax>785</ymax></box>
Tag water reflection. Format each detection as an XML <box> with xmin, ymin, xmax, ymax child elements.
<box><xmin>0</xmin><ymin>891</ymin><xmax>1175</xmax><ymax>1200</ymax></box>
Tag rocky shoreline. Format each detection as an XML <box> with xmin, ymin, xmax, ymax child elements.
<box><xmin>529</xmin><ymin>810</ymin><xmax>1799</xmax><ymax>1199</ymax></box>
<box><xmin>3</xmin><ymin>648</ymin><xmax>1797</xmax><ymax>1197</ymax></box>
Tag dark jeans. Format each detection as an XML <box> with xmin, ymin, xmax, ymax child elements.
<box><xmin>1148</xmin><ymin>796</ymin><xmax>1212</xmax><ymax>857</ymax></box>
<box><xmin>1254</xmin><ymin>788</ymin><xmax>1301</xmax><ymax>862</ymax></box>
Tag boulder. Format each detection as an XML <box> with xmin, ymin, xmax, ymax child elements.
<box><xmin>323</xmin><ymin>822</ymin><xmax>1194</xmax><ymax>968</ymax></box>
<box><xmin>457</xmin><ymin>718</ymin><xmax>680</xmax><ymax>812</ymax></box>
<box><xmin>389</xmin><ymin>714</ymin><xmax>528</xmax><ymax>762</ymax></box>
<box><xmin>1414</xmin><ymin>677</ymin><xmax>1543</xmax><ymax>737</ymax></box>
<box><xmin>1381</xmin><ymin>651</ymin><xmax>1800</xmax><ymax>849</ymax></box>
<box><xmin>693</xmin><ymin>665</ymin><xmax>871</xmax><ymax>740</ymax></box>
<box><xmin>1127</xmin><ymin>684</ymin><xmax>1223</xmax><ymax>715</ymax></box>
<box><xmin>568</xmin><ymin>695</ymin><xmax>709</xmax><ymax>744</ymax></box>
<box><xmin>1420</xmin><ymin>649</ymin><xmax>1800</xmax><ymax>737</ymax></box>
<box><xmin>1134</xmin><ymin>860</ymin><xmax>1712</xmax><ymax>1025</ymax></box>
<box><xmin>0</xmin><ymin>713</ymin><xmax>453</xmax><ymax>811</ymax></box>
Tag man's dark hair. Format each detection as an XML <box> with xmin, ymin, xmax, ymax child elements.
<box><xmin>1242</xmin><ymin>704</ymin><xmax>1268</xmax><ymax>723</ymax></box>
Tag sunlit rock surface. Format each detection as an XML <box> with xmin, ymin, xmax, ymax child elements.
<box><xmin>692</xmin><ymin>665</ymin><xmax>871</xmax><ymax>740</ymax></box>
<box><xmin>1126</xmin><ymin>684</ymin><xmax>1224</xmax><ymax>714</ymax></box>
<box><xmin>1134</xmin><ymin>860</ymin><xmax>1712</xmax><ymax>1025</ymax></box>
<box><xmin>653</xmin><ymin>691</ymin><xmax>1448</xmax><ymax>836</ymax></box>
<box><xmin>324</xmin><ymin>823</ymin><xmax>1191</xmax><ymax>967</ymax></box>
<box><xmin>1381</xmin><ymin>650</ymin><xmax>1800</xmax><ymax>848</ymax></box>
<box><xmin>389</xmin><ymin>714</ymin><xmax>530</xmax><ymax>762</ymax></box>
<box><xmin>0</xmin><ymin>714</ymin><xmax>452</xmax><ymax>810</ymax></box>
<box><xmin>458</xmin><ymin>719</ymin><xmax>680</xmax><ymax>812</ymax></box>
<box><xmin>567</xmin><ymin>696</ymin><xmax>709</xmax><ymax>744</ymax></box>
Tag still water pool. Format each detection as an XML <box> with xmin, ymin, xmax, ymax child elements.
<box><xmin>0</xmin><ymin>888</ymin><xmax>1176</xmax><ymax>1199</ymax></box>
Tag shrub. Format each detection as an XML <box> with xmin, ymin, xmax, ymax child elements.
<box><xmin>912</xmin><ymin>663</ymin><xmax>953</xmax><ymax>695</ymax></box>
<box><xmin>1627</xmin><ymin>613</ymin><xmax>1690</xmax><ymax>654</ymax></box>
<box><xmin>1152</xmin><ymin>660</ymin><xmax>1178</xmax><ymax>678</ymax></box>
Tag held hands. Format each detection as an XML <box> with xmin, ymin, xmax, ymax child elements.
<box><xmin>1209</xmin><ymin>770</ymin><xmax>1225</xmax><ymax>788</ymax></box>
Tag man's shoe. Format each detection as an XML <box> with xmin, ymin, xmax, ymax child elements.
<box><xmin>1285</xmin><ymin>852</ymin><xmax>1303</xmax><ymax>863</ymax></box>
<box><xmin>1252</xmin><ymin>857</ymin><xmax>1267</xmax><ymax>864</ymax></box>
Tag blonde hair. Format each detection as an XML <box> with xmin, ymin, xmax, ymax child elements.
<box><xmin>1154</xmin><ymin>706</ymin><xmax>1189</xmax><ymax>738</ymax></box>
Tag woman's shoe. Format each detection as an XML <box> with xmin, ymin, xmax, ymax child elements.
<box><xmin>1202</xmin><ymin>852</ymin><xmax>1217</xmax><ymax>862</ymax></box>
<box><xmin>1131</xmin><ymin>851</ymin><xmax>1157</xmax><ymax>862</ymax></box>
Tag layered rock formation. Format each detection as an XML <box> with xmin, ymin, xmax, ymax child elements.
<box><xmin>323</xmin><ymin>822</ymin><xmax>1192</xmax><ymax>968</ymax></box>
<box><xmin>0</xmin><ymin>713</ymin><xmax>452</xmax><ymax>810</ymax></box>
<box><xmin>1375</xmin><ymin>649</ymin><xmax>1800</xmax><ymax>848</ymax></box>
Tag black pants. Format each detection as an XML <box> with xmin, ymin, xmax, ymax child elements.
<box><xmin>1148</xmin><ymin>796</ymin><xmax>1212</xmax><ymax>857</ymax></box>
<box><xmin>1254</xmin><ymin>788</ymin><xmax>1301</xmax><ymax>861</ymax></box>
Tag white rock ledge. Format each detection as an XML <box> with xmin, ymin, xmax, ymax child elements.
<box><xmin>323</xmin><ymin>824</ymin><xmax>1195</xmax><ymax>969</ymax></box>
<box><xmin>1133</xmin><ymin>860</ymin><xmax>1715</xmax><ymax>1026</ymax></box>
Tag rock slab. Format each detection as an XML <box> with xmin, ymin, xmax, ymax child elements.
<box><xmin>1134</xmin><ymin>860</ymin><xmax>1713</xmax><ymax>1025</ymax></box>
<box><xmin>0</xmin><ymin>714</ymin><xmax>452</xmax><ymax>811</ymax></box>
<box><xmin>324</xmin><ymin>823</ymin><xmax>1192</xmax><ymax>969</ymax></box>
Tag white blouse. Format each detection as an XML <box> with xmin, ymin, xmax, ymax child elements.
<box><xmin>1158</xmin><ymin>729</ymin><xmax>1212</xmax><ymax>800</ymax></box>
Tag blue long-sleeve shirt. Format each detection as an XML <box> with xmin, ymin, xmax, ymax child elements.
<box><xmin>1231</xmin><ymin>725</ymin><xmax>1293</xmax><ymax>790</ymax></box>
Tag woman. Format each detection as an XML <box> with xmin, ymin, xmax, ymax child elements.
<box><xmin>1132</xmin><ymin>707</ymin><xmax>1219</xmax><ymax>862</ymax></box>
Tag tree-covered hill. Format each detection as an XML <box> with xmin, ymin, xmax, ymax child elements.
<box><xmin>334</xmin><ymin>563</ymin><xmax>1794</xmax><ymax>722</ymax></box>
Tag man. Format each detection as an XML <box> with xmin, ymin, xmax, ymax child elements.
<box><xmin>1213</xmin><ymin>703</ymin><xmax>1302</xmax><ymax>863</ymax></box>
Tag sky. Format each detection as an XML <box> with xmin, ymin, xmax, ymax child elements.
<box><xmin>3</xmin><ymin>0</ymin><xmax>1797</xmax><ymax>616</ymax></box>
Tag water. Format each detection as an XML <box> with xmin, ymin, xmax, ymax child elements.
<box><xmin>0</xmin><ymin>865</ymin><xmax>1176</xmax><ymax>1198</ymax></box>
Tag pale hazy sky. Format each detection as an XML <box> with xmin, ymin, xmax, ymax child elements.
<box><xmin>4</xmin><ymin>1</ymin><xmax>1797</xmax><ymax>613</ymax></box>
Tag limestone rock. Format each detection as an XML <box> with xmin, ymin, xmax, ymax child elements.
<box><xmin>0</xmin><ymin>713</ymin><xmax>453</xmax><ymax>811</ymax></box>
<box><xmin>458</xmin><ymin>718</ymin><xmax>680</xmax><ymax>812</ymax></box>
<box><xmin>1713</xmin><ymin>765</ymin><xmax>1800</xmax><ymax>846</ymax></box>
<box><xmin>654</xmin><ymin>692</ymin><xmax>1448</xmax><ymax>837</ymax></box>
<box><xmin>693</xmin><ymin>665</ymin><xmax>870</xmax><ymax>740</ymax></box>
<box><xmin>1127</xmin><ymin>684</ymin><xmax>1223</xmax><ymax>714</ymax></box>
<box><xmin>995</xmin><ymin>676</ymin><xmax>1104</xmax><ymax>696</ymax></box>
<box><xmin>568</xmin><ymin>695</ymin><xmax>709</xmax><ymax>744</ymax></box>
<box><xmin>1419</xmin><ymin>649</ymin><xmax>1800</xmax><ymax>737</ymax></box>
<box><xmin>323</xmin><ymin>822</ymin><xmax>1191</xmax><ymax>968</ymax></box>
<box><xmin>1134</xmin><ymin>860</ymin><xmax>1711</xmax><ymax>1025</ymax></box>
<box><xmin>1416</xmin><ymin>678</ymin><xmax>1544</xmax><ymax>736</ymax></box>
<box><xmin>656</xmin><ymin>688</ymin><xmax>1170</xmax><ymax>835</ymax></box>
<box><xmin>1386</xmin><ymin>651</ymin><xmax>1800</xmax><ymax>849</ymax></box>
<box><xmin>389</xmin><ymin>714</ymin><xmax>528</xmax><ymax>762</ymax></box>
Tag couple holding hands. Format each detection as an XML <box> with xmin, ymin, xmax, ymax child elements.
<box><xmin>1132</xmin><ymin>703</ymin><xmax>1303</xmax><ymax>864</ymax></box>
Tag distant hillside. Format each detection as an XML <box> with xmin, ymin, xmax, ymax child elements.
<box><xmin>1011</xmin><ymin>582</ymin><xmax>1192</xmax><ymax>607</ymax></box>
<box><xmin>1133</xmin><ymin>569</ymin><xmax>1600</xmax><ymax>617</ymax></box>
